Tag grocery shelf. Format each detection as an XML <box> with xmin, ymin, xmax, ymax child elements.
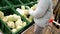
<box><xmin>0</xmin><ymin>0</ymin><xmax>37</xmax><ymax>34</ymax></box>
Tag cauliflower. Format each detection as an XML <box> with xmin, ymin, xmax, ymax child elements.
<box><xmin>15</xmin><ymin>19</ymin><xmax>23</xmax><ymax>27</ymax></box>
<box><xmin>25</xmin><ymin>6</ymin><xmax>30</xmax><ymax>9</ymax></box>
<box><xmin>22</xmin><ymin>22</ymin><xmax>26</xmax><ymax>27</ymax></box>
<box><xmin>23</xmin><ymin>10</ymin><xmax>29</xmax><ymax>16</ymax></box>
<box><xmin>29</xmin><ymin>16</ymin><xmax>33</xmax><ymax>20</ymax></box>
<box><xmin>23</xmin><ymin>15</ymin><xmax>27</xmax><ymax>18</ymax></box>
<box><xmin>7</xmin><ymin>14</ymin><xmax>21</xmax><ymax>21</ymax></box>
<box><xmin>16</xmin><ymin>26</ymin><xmax>22</xmax><ymax>30</ymax></box>
<box><xmin>16</xmin><ymin>6</ymin><xmax>29</xmax><ymax>16</ymax></box>
<box><xmin>26</xmin><ymin>18</ymin><xmax>32</xmax><ymax>22</ymax></box>
<box><xmin>31</xmin><ymin>4</ymin><xmax>37</xmax><ymax>10</ymax></box>
<box><xmin>16</xmin><ymin>8</ymin><xmax>24</xmax><ymax>15</ymax></box>
<box><xmin>29</xmin><ymin>19</ymin><xmax>32</xmax><ymax>22</ymax></box>
<box><xmin>11</xmin><ymin>28</ymin><xmax>17</xmax><ymax>33</ymax></box>
<box><xmin>2</xmin><ymin>16</ymin><xmax>8</xmax><ymax>22</ymax></box>
<box><xmin>7</xmin><ymin>21</ymin><xmax>15</xmax><ymax>28</ymax></box>
<box><xmin>0</xmin><ymin>11</ymin><xmax>4</xmax><ymax>19</ymax></box>
<box><xmin>7</xmin><ymin>15</ymin><xmax>14</xmax><ymax>21</ymax></box>
<box><xmin>26</xmin><ymin>18</ymin><xmax>29</xmax><ymax>20</ymax></box>
<box><xmin>21</xmin><ymin>5</ymin><xmax>25</xmax><ymax>10</ymax></box>
<box><xmin>13</xmin><ymin>14</ymin><xmax>21</xmax><ymax>21</ymax></box>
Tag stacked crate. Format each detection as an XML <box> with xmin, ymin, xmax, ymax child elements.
<box><xmin>0</xmin><ymin>0</ymin><xmax>37</xmax><ymax>34</ymax></box>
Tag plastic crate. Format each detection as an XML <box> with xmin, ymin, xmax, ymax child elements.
<box><xmin>0</xmin><ymin>0</ymin><xmax>37</xmax><ymax>34</ymax></box>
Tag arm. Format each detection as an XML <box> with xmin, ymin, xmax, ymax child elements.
<box><xmin>29</xmin><ymin>0</ymin><xmax>50</xmax><ymax>19</ymax></box>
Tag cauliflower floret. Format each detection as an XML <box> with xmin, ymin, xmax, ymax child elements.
<box><xmin>16</xmin><ymin>26</ymin><xmax>22</xmax><ymax>30</ymax></box>
<box><xmin>29</xmin><ymin>16</ymin><xmax>33</xmax><ymax>20</ymax></box>
<box><xmin>7</xmin><ymin>14</ymin><xmax>21</xmax><ymax>21</ymax></box>
<box><xmin>23</xmin><ymin>10</ymin><xmax>29</xmax><ymax>16</ymax></box>
<box><xmin>21</xmin><ymin>5</ymin><xmax>25</xmax><ymax>10</ymax></box>
<box><xmin>16</xmin><ymin>8</ymin><xmax>24</xmax><ymax>15</ymax></box>
<box><xmin>13</xmin><ymin>14</ymin><xmax>21</xmax><ymax>21</ymax></box>
<box><xmin>16</xmin><ymin>7</ymin><xmax>29</xmax><ymax>16</ymax></box>
<box><xmin>26</xmin><ymin>18</ymin><xmax>32</xmax><ymax>22</ymax></box>
<box><xmin>11</xmin><ymin>28</ymin><xmax>17</xmax><ymax>33</ymax></box>
<box><xmin>29</xmin><ymin>19</ymin><xmax>32</xmax><ymax>22</ymax></box>
<box><xmin>7</xmin><ymin>21</ymin><xmax>15</xmax><ymax>28</ymax></box>
<box><xmin>15</xmin><ymin>19</ymin><xmax>23</xmax><ymax>27</ymax></box>
<box><xmin>23</xmin><ymin>15</ymin><xmax>27</xmax><ymax>18</ymax></box>
<box><xmin>7</xmin><ymin>15</ymin><xmax>14</xmax><ymax>21</ymax></box>
<box><xmin>2</xmin><ymin>16</ymin><xmax>8</xmax><ymax>22</ymax></box>
<box><xmin>0</xmin><ymin>11</ymin><xmax>4</xmax><ymax>19</ymax></box>
<box><xmin>31</xmin><ymin>4</ymin><xmax>37</xmax><ymax>10</ymax></box>
<box><xmin>22</xmin><ymin>22</ymin><xmax>26</xmax><ymax>27</ymax></box>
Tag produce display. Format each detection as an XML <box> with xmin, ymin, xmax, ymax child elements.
<box><xmin>16</xmin><ymin>4</ymin><xmax>37</xmax><ymax>22</ymax></box>
<box><xmin>0</xmin><ymin>11</ymin><xmax>26</xmax><ymax>33</ymax></box>
<box><xmin>30</xmin><ymin>4</ymin><xmax>37</xmax><ymax>11</ymax></box>
<box><xmin>0</xmin><ymin>0</ymin><xmax>37</xmax><ymax>34</ymax></box>
<box><xmin>0</xmin><ymin>4</ymin><xmax>37</xmax><ymax>34</ymax></box>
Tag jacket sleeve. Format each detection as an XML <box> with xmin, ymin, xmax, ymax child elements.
<box><xmin>29</xmin><ymin>0</ymin><xmax>50</xmax><ymax>19</ymax></box>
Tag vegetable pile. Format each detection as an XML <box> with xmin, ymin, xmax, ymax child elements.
<box><xmin>0</xmin><ymin>11</ymin><xmax>26</xmax><ymax>33</ymax></box>
<box><xmin>0</xmin><ymin>4</ymin><xmax>37</xmax><ymax>33</ymax></box>
<box><xmin>16</xmin><ymin>4</ymin><xmax>37</xmax><ymax>22</ymax></box>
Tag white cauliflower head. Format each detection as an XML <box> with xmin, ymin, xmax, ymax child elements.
<box><xmin>2</xmin><ymin>16</ymin><xmax>8</xmax><ymax>22</ymax></box>
<box><xmin>11</xmin><ymin>28</ymin><xmax>17</xmax><ymax>33</ymax></box>
<box><xmin>22</xmin><ymin>22</ymin><xmax>26</xmax><ymax>27</ymax></box>
<box><xmin>13</xmin><ymin>14</ymin><xmax>21</xmax><ymax>21</ymax></box>
<box><xmin>7</xmin><ymin>15</ymin><xmax>14</xmax><ymax>21</ymax></box>
<box><xmin>0</xmin><ymin>11</ymin><xmax>4</xmax><ymax>19</ymax></box>
<box><xmin>16</xmin><ymin>8</ymin><xmax>24</xmax><ymax>15</ymax></box>
<box><xmin>29</xmin><ymin>16</ymin><xmax>33</xmax><ymax>20</ymax></box>
<box><xmin>31</xmin><ymin>4</ymin><xmax>37</xmax><ymax>10</ymax></box>
<box><xmin>16</xmin><ymin>26</ymin><xmax>22</xmax><ymax>30</ymax></box>
<box><xmin>7</xmin><ymin>21</ymin><xmax>15</xmax><ymax>28</ymax></box>
<box><xmin>26</xmin><ymin>18</ymin><xmax>32</xmax><ymax>22</ymax></box>
<box><xmin>23</xmin><ymin>10</ymin><xmax>29</xmax><ymax>16</ymax></box>
<box><xmin>15</xmin><ymin>19</ymin><xmax>23</xmax><ymax>27</ymax></box>
<box><xmin>21</xmin><ymin>5</ymin><xmax>25</xmax><ymax>10</ymax></box>
<box><xmin>7</xmin><ymin>14</ymin><xmax>21</xmax><ymax>21</ymax></box>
